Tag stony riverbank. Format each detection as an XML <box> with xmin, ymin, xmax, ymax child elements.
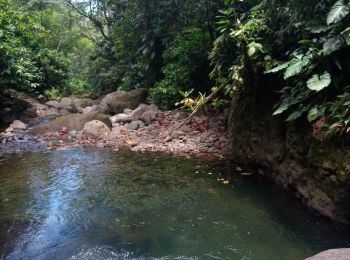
<box><xmin>0</xmin><ymin>90</ymin><xmax>228</xmax><ymax>160</ymax></box>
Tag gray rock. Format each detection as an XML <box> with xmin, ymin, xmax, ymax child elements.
<box><xmin>59</xmin><ymin>97</ymin><xmax>74</xmax><ymax>111</ymax></box>
<box><xmin>83</xmin><ymin>120</ymin><xmax>111</xmax><ymax>138</ymax></box>
<box><xmin>29</xmin><ymin>112</ymin><xmax>111</xmax><ymax>135</ymax></box>
<box><xmin>174</xmin><ymin>111</ymin><xmax>190</xmax><ymax>120</ymax></box>
<box><xmin>59</xmin><ymin>109</ymin><xmax>70</xmax><ymax>116</ymax></box>
<box><xmin>306</xmin><ymin>249</ymin><xmax>350</xmax><ymax>260</ymax></box>
<box><xmin>48</xmin><ymin>107</ymin><xmax>59</xmax><ymax>116</ymax></box>
<box><xmin>123</xmin><ymin>108</ymin><xmax>133</xmax><ymax>115</ymax></box>
<box><xmin>126</xmin><ymin>120</ymin><xmax>144</xmax><ymax>130</ymax></box>
<box><xmin>10</xmin><ymin>120</ymin><xmax>27</xmax><ymax>130</ymax></box>
<box><xmin>46</xmin><ymin>101</ymin><xmax>60</xmax><ymax>109</ymax></box>
<box><xmin>82</xmin><ymin>105</ymin><xmax>98</xmax><ymax>114</ymax></box>
<box><xmin>140</xmin><ymin>105</ymin><xmax>159</xmax><ymax>125</ymax></box>
<box><xmin>69</xmin><ymin>130</ymin><xmax>78</xmax><ymax>138</ymax></box>
<box><xmin>98</xmin><ymin>88</ymin><xmax>148</xmax><ymax>115</ymax></box>
<box><xmin>110</xmin><ymin>113</ymin><xmax>132</xmax><ymax>124</ymax></box>
<box><xmin>130</xmin><ymin>104</ymin><xmax>148</xmax><ymax>121</ymax></box>
<box><xmin>171</xmin><ymin>130</ymin><xmax>184</xmax><ymax>139</ymax></box>
<box><xmin>5</xmin><ymin>127</ymin><xmax>14</xmax><ymax>133</ymax></box>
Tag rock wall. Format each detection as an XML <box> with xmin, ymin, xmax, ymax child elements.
<box><xmin>228</xmin><ymin>79</ymin><xmax>350</xmax><ymax>222</ymax></box>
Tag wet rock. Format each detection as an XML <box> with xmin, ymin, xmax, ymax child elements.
<box><xmin>83</xmin><ymin>120</ymin><xmax>111</xmax><ymax>138</ymax></box>
<box><xmin>10</xmin><ymin>120</ymin><xmax>27</xmax><ymax>130</ymax></box>
<box><xmin>306</xmin><ymin>249</ymin><xmax>350</xmax><ymax>260</ymax></box>
<box><xmin>98</xmin><ymin>88</ymin><xmax>148</xmax><ymax>115</ymax></box>
<box><xmin>126</xmin><ymin>120</ymin><xmax>144</xmax><ymax>130</ymax></box>
<box><xmin>110</xmin><ymin>113</ymin><xmax>132</xmax><ymax>124</ymax></box>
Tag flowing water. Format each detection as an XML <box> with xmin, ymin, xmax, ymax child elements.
<box><xmin>0</xmin><ymin>147</ymin><xmax>349</xmax><ymax>260</ymax></box>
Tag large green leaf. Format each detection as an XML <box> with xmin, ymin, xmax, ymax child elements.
<box><xmin>265</xmin><ymin>61</ymin><xmax>289</xmax><ymax>74</ymax></box>
<box><xmin>284</xmin><ymin>53</ymin><xmax>313</xmax><ymax>79</ymax></box>
<box><xmin>327</xmin><ymin>0</ymin><xmax>350</xmax><ymax>25</ymax></box>
<box><xmin>323</xmin><ymin>35</ymin><xmax>345</xmax><ymax>55</ymax></box>
<box><xmin>307</xmin><ymin>72</ymin><xmax>331</xmax><ymax>92</ymax></box>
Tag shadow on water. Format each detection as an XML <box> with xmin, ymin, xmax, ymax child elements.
<box><xmin>0</xmin><ymin>147</ymin><xmax>349</xmax><ymax>260</ymax></box>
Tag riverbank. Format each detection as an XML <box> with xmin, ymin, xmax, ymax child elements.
<box><xmin>0</xmin><ymin>92</ymin><xmax>229</xmax><ymax>160</ymax></box>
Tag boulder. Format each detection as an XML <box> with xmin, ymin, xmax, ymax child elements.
<box><xmin>82</xmin><ymin>120</ymin><xmax>110</xmax><ymax>138</ymax></box>
<box><xmin>29</xmin><ymin>111</ymin><xmax>111</xmax><ymax>135</ymax></box>
<box><xmin>126</xmin><ymin>120</ymin><xmax>144</xmax><ymax>130</ymax></box>
<box><xmin>59</xmin><ymin>97</ymin><xmax>74</xmax><ymax>111</ymax></box>
<box><xmin>110</xmin><ymin>113</ymin><xmax>132</xmax><ymax>124</ymax></box>
<box><xmin>46</xmin><ymin>101</ymin><xmax>61</xmax><ymax>109</ymax></box>
<box><xmin>98</xmin><ymin>88</ymin><xmax>148</xmax><ymax>115</ymax></box>
<box><xmin>82</xmin><ymin>105</ymin><xmax>98</xmax><ymax>114</ymax></box>
<box><xmin>130</xmin><ymin>104</ymin><xmax>148</xmax><ymax>121</ymax></box>
<box><xmin>306</xmin><ymin>249</ymin><xmax>350</xmax><ymax>260</ymax></box>
<box><xmin>10</xmin><ymin>120</ymin><xmax>27</xmax><ymax>130</ymax></box>
<box><xmin>140</xmin><ymin>105</ymin><xmax>159</xmax><ymax>125</ymax></box>
<box><xmin>59</xmin><ymin>109</ymin><xmax>70</xmax><ymax>116</ymax></box>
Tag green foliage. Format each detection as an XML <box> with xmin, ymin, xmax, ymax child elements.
<box><xmin>209</xmin><ymin>0</ymin><xmax>350</xmax><ymax>137</ymax></box>
<box><xmin>148</xmin><ymin>28</ymin><xmax>212</xmax><ymax>109</ymax></box>
<box><xmin>0</xmin><ymin>0</ymin><xmax>72</xmax><ymax>94</ymax></box>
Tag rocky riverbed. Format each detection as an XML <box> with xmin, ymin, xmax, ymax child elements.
<box><xmin>0</xmin><ymin>90</ymin><xmax>228</xmax><ymax>160</ymax></box>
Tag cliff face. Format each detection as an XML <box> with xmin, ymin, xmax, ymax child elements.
<box><xmin>228</xmin><ymin>81</ymin><xmax>350</xmax><ymax>222</ymax></box>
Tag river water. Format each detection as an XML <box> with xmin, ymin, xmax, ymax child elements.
<box><xmin>0</xmin><ymin>147</ymin><xmax>349</xmax><ymax>259</ymax></box>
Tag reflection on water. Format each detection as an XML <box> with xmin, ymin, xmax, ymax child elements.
<box><xmin>0</xmin><ymin>147</ymin><xmax>349</xmax><ymax>260</ymax></box>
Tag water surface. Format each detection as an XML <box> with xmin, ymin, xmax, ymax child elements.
<box><xmin>0</xmin><ymin>148</ymin><xmax>349</xmax><ymax>259</ymax></box>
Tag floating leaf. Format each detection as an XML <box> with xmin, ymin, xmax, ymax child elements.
<box><xmin>307</xmin><ymin>72</ymin><xmax>331</xmax><ymax>92</ymax></box>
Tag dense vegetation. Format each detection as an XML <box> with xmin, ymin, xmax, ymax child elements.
<box><xmin>1</xmin><ymin>0</ymin><xmax>350</xmax><ymax>136</ymax></box>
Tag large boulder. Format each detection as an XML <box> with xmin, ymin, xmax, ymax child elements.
<box><xmin>29</xmin><ymin>111</ymin><xmax>111</xmax><ymax>135</ymax></box>
<box><xmin>98</xmin><ymin>88</ymin><xmax>148</xmax><ymax>115</ymax></box>
<box><xmin>82</xmin><ymin>120</ymin><xmax>110</xmax><ymax>138</ymax></box>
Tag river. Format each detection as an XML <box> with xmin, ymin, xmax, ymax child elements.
<box><xmin>0</xmin><ymin>147</ymin><xmax>349</xmax><ymax>259</ymax></box>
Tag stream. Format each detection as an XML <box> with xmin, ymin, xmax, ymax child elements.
<box><xmin>0</xmin><ymin>147</ymin><xmax>349</xmax><ymax>259</ymax></box>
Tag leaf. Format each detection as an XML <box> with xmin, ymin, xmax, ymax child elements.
<box><xmin>323</xmin><ymin>36</ymin><xmax>345</xmax><ymax>55</ymax></box>
<box><xmin>265</xmin><ymin>61</ymin><xmax>289</xmax><ymax>74</ymax></box>
<box><xmin>284</xmin><ymin>53</ymin><xmax>313</xmax><ymax>79</ymax></box>
<box><xmin>273</xmin><ymin>102</ymin><xmax>289</xmax><ymax>115</ymax></box>
<box><xmin>327</xmin><ymin>0</ymin><xmax>350</xmax><ymax>26</ymax></box>
<box><xmin>247</xmin><ymin>42</ymin><xmax>263</xmax><ymax>57</ymax></box>
<box><xmin>307</xmin><ymin>106</ymin><xmax>326</xmax><ymax>122</ymax></box>
<box><xmin>286</xmin><ymin>106</ymin><xmax>307</xmax><ymax>122</ymax></box>
<box><xmin>307</xmin><ymin>72</ymin><xmax>331</xmax><ymax>92</ymax></box>
<box><xmin>341</xmin><ymin>27</ymin><xmax>350</xmax><ymax>45</ymax></box>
